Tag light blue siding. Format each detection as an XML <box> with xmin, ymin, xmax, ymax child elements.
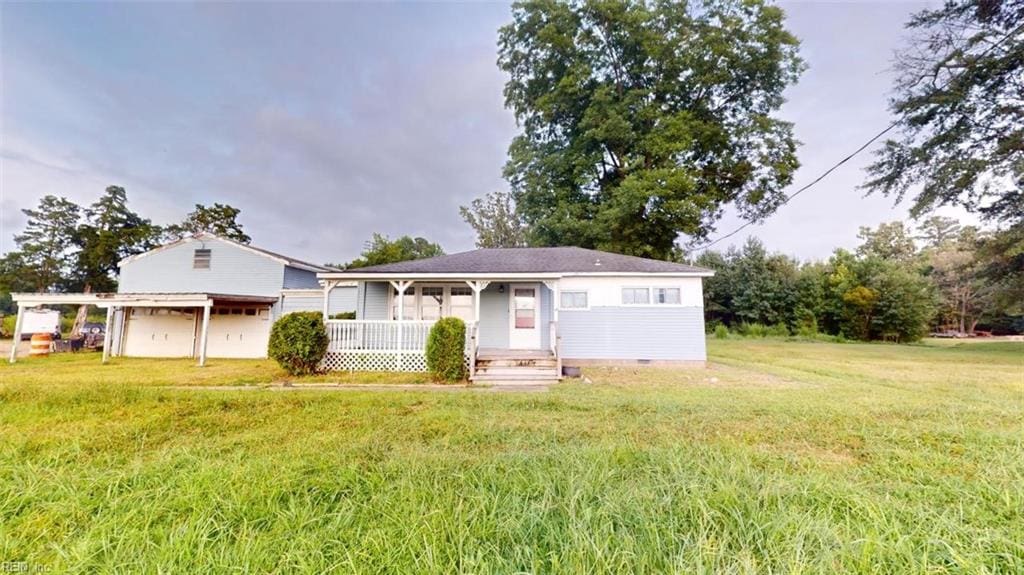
<box><xmin>478</xmin><ymin>283</ymin><xmax>508</xmax><ymax>348</ymax></box>
<box><xmin>283</xmin><ymin>266</ymin><xmax>320</xmax><ymax>289</ymax></box>
<box><xmin>119</xmin><ymin>237</ymin><xmax>283</xmax><ymax>296</ymax></box>
<box><xmin>329</xmin><ymin>286</ymin><xmax>357</xmax><ymax>314</ymax></box>
<box><xmin>280</xmin><ymin>286</ymin><xmax>357</xmax><ymax>315</ymax></box>
<box><xmin>357</xmin><ymin>282</ymin><xmax>390</xmax><ymax>320</ymax></box>
<box><xmin>539</xmin><ymin>284</ymin><xmax>552</xmax><ymax>349</ymax></box>
<box><xmin>558</xmin><ymin>307</ymin><xmax>706</xmax><ymax>361</ymax></box>
<box><xmin>280</xmin><ymin>294</ymin><xmax>321</xmax><ymax>315</ymax></box>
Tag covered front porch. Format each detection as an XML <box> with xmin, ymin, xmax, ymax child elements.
<box><xmin>320</xmin><ymin>275</ymin><xmax>562</xmax><ymax>378</ymax></box>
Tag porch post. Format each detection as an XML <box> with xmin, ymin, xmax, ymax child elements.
<box><xmin>197</xmin><ymin>303</ymin><xmax>212</xmax><ymax>367</ymax></box>
<box><xmin>322</xmin><ymin>280</ymin><xmax>337</xmax><ymax>320</ymax></box>
<box><xmin>8</xmin><ymin>305</ymin><xmax>25</xmax><ymax>364</ymax></box>
<box><xmin>389</xmin><ymin>280</ymin><xmax>412</xmax><ymax>371</ymax></box>
<box><xmin>101</xmin><ymin>306</ymin><xmax>115</xmax><ymax>364</ymax></box>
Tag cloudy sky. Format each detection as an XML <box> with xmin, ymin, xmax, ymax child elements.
<box><xmin>1</xmin><ymin>0</ymin><xmax>969</xmax><ymax>265</ymax></box>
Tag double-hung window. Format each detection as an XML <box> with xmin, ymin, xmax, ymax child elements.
<box><xmin>653</xmin><ymin>287</ymin><xmax>681</xmax><ymax>304</ymax></box>
<box><xmin>559</xmin><ymin>291</ymin><xmax>588</xmax><ymax>309</ymax></box>
<box><xmin>621</xmin><ymin>287</ymin><xmax>650</xmax><ymax>305</ymax></box>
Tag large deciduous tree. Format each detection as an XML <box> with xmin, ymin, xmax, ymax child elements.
<box><xmin>343</xmin><ymin>234</ymin><xmax>445</xmax><ymax>270</ymax></box>
<box><xmin>864</xmin><ymin>0</ymin><xmax>1024</xmax><ymax>224</ymax></box>
<box><xmin>460</xmin><ymin>191</ymin><xmax>528</xmax><ymax>248</ymax></box>
<box><xmin>164</xmin><ymin>203</ymin><xmax>251</xmax><ymax>244</ymax></box>
<box><xmin>498</xmin><ymin>0</ymin><xmax>804</xmax><ymax>260</ymax></box>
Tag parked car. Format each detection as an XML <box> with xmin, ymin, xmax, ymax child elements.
<box><xmin>19</xmin><ymin>308</ymin><xmax>61</xmax><ymax>340</ymax></box>
<box><xmin>79</xmin><ymin>321</ymin><xmax>106</xmax><ymax>349</ymax></box>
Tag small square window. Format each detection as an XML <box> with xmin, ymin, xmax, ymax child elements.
<box><xmin>654</xmin><ymin>288</ymin><xmax>681</xmax><ymax>304</ymax></box>
<box><xmin>560</xmin><ymin>291</ymin><xmax>588</xmax><ymax>309</ymax></box>
<box><xmin>621</xmin><ymin>288</ymin><xmax>650</xmax><ymax>305</ymax></box>
<box><xmin>193</xmin><ymin>249</ymin><xmax>211</xmax><ymax>269</ymax></box>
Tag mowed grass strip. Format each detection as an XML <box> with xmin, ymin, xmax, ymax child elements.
<box><xmin>0</xmin><ymin>339</ymin><xmax>1021</xmax><ymax>573</ymax></box>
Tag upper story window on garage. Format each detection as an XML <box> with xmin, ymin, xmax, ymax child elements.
<box><xmin>193</xmin><ymin>249</ymin><xmax>212</xmax><ymax>269</ymax></box>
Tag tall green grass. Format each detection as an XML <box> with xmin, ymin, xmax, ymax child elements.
<box><xmin>1</xmin><ymin>339</ymin><xmax>1021</xmax><ymax>573</ymax></box>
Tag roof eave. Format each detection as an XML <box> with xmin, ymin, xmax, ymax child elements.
<box><xmin>317</xmin><ymin>270</ymin><xmax>714</xmax><ymax>280</ymax></box>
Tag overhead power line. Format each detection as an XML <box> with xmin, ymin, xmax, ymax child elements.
<box><xmin>688</xmin><ymin>20</ymin><xmax>1024</xmax><ymax>254</ymax></box>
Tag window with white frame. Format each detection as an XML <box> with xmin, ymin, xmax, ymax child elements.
<box><xmin>420</xmin><ymin>287</ymin><xmax>444</xmax><ymax>320</ymax></box>
<box><xmin>621</xmin><ymin>287</ymin><xmax>650</xmax><ymax>305</ymax></box>
<box><xmin>653</xmin><ymin>287</ymin><xmax>681</xmax><ymax>304</ymax></box>
<box><xmin>450</xmin><ymin>286</ymin><xmax>474</xmax><ymax>322</ymax></box>
<box><xmin>559</xmin><ymin>290</ymin><xmax>588</xmax><ymax>309</ymax></box>
<box><xmin>390</xmin><ymin>285</ymin><xmax>479</xmax><ymax>321</ymax></box>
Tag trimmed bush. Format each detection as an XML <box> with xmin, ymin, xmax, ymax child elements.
<box><xmin>268</xmin><ymin>312</ymin><xmax>329</xmax><ymax>376</ymax></box>
<box><xmin>426</xmin><ymin>317</ymin><xmax>466</xmax><ymax>382</ymax></box>
<box><xmin>329</xmin><ymin>311</ymin><xmax>356</xmax><ymax>320</ymax></box>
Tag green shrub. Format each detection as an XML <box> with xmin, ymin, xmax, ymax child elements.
<box><xmin>425</xmin><ymin>317</ymin><xmax>466</xmax><ymax>382</ymax></box>
<box><xmin>767</xmin><ymin>322</ymin><xmax>790</xmax><ymax>337</ymax></box>
<box><xmin>329</xmin><ymin>311</ymin><xmax>356</xmax><ymax>320</ymax></box>
<box><xmin>714</xmin><ymin>324</ymin><xmax>729</xmax><ymax>339</ymax></box>
<box><xmin>268</xmin><ymin>312</ymin><xmax>329</xmax><ymax>376</ymax></box>
<box><xmin>735</xmin><ymin>322</ymin><xmax>769</xmax><ymax>337</ymax></box>
<box><xmin>797</xmin><ymin>322</ymin><xmax>818</xmax><ymax>338</ymax></box>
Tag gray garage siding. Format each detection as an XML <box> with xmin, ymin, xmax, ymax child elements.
<box><xmin>283</xmin><ymin>266</ymin><xmax>320</xmax><ymax>289</ymax></box>
<box><xmin>558</xmin><ymin>307</ymin><xmax>706</xmax><ymax>361</ymax></box>
<box><xmin>119</xmin><ymin>237</ymin><xmax>284</xmax><ymax>296</ymax></box>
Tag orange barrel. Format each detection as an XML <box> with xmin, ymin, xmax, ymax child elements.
<box><xmin>29</xmin><ymin>333</ymin><xmax>53</xmax><ymax>357</ymax></box>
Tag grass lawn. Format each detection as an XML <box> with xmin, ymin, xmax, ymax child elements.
<box><xmin>1</xmin><ymin>339</ymin><xmax>1021</xmax><ymax>573</ymax></box>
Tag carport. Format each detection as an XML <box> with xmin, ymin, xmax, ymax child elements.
<box><xmin>9</xmin><ymin>292</ymin><xmax>277</xmax><ymax>366</ymax></box>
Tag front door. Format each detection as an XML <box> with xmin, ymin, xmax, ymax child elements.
<box><xmin>508</xmin><ymin>283</ymin><xmax>541</xmax><ymax>349</ymax></box>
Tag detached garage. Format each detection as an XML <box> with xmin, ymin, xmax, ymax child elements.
<box><xmin>9</xmin><ymin>233</ymin><xmax>356</xmax><ymax>365</ymax></box>
<box><xmin>118</xmin><ymin>295</ymin><xmax>277</xmax><ymax>360</ymax></box>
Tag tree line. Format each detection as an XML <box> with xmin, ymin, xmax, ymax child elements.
<box><xmin>0</xmin><ymin>186</ymin><xmax>250</xmax><ymax>312</ymax></box>
<box><xmin>697</xmin><ymin>218</ymin><xmax>1022</xmax><ymax>341</ymax></box>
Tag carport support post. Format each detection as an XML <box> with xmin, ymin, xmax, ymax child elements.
<box><xmin>101</xmin><ymin>306</ymin><xmax>115</xmax><ymax>364</ymax></box>
<box><xmin>197</xmin><ymin>304</ymin><xmax>212</xmax><ymax>367</ymax></box>
<box><xmin>8</xmin><ymin>305</ymin><xmax>25</xmax><ymax>364</ymax></box>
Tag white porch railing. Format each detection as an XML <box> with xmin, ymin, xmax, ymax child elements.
<box><xmin>322</xmin><ymin>320</ymin><xmax>475</xmax><ymax>372</ymax></box>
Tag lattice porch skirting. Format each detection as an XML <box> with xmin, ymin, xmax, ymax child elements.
<box><xmin>320</xmin><ymin>351</ymin><xmax>471</xmax><ymax>373</ymax></box>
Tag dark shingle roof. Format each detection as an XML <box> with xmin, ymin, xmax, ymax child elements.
<box><xmin>340</xmin><ymin>247</ymin><xmax>711</xmax><ymax>275</ymax></box>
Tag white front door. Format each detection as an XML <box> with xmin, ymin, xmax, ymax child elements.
<box><xmin>508</xmin><ymin>283</ymin><xmax>542</xmax><ymax>349</ymax></box>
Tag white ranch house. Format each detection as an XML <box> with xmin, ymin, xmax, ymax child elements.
<box><xmin>10</xmin><ymin>235</ymin><xmax>713</xmax><ymax>381</ymax></box>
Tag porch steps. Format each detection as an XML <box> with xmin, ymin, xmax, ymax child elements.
<box><xmin>471</xmin><ymin>351</ymin><xmax>560</xmax><ymax>384</ymax></box>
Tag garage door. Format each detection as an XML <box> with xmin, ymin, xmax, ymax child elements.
<box><xmin>123</xmin><ymin>308</ymin><xmax>196</xmax><ymax>357</ymax></box>
<box><xmin>205</xmin><ymin>306</ymin><xmax>272</xmax><ymax>358</ymax></box>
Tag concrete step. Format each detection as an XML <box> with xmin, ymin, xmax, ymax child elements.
<box><xmin>472</xmin><ymin>375</ymin><xmax>561</xmax><ymax>383</ymax></box>
<box><xmin>474</xmin><ymin>366</ymin><xmax>558</xmax><ymax>376</ymax></box>
<box><xmin>476</xmin><ymin>358</ymin><xmax>558</xmax><ymax>368</ymax></box>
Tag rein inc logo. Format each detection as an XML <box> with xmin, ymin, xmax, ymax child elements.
<box><xmin>1</xmin><ymin>563</ymin><xmax>51</xmax><ymax>573</ymax></box>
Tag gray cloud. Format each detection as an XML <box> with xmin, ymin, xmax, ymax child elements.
<box><xmin>1</xmin><ymin>1</ymin><xmax>976</xmax><ymax>266</ymax></box>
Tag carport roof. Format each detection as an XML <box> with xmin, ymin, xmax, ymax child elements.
<box><xmin>11</xmin><ymin>292</ymin><xmax>278</xmax><ymax>307</ymax></box>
